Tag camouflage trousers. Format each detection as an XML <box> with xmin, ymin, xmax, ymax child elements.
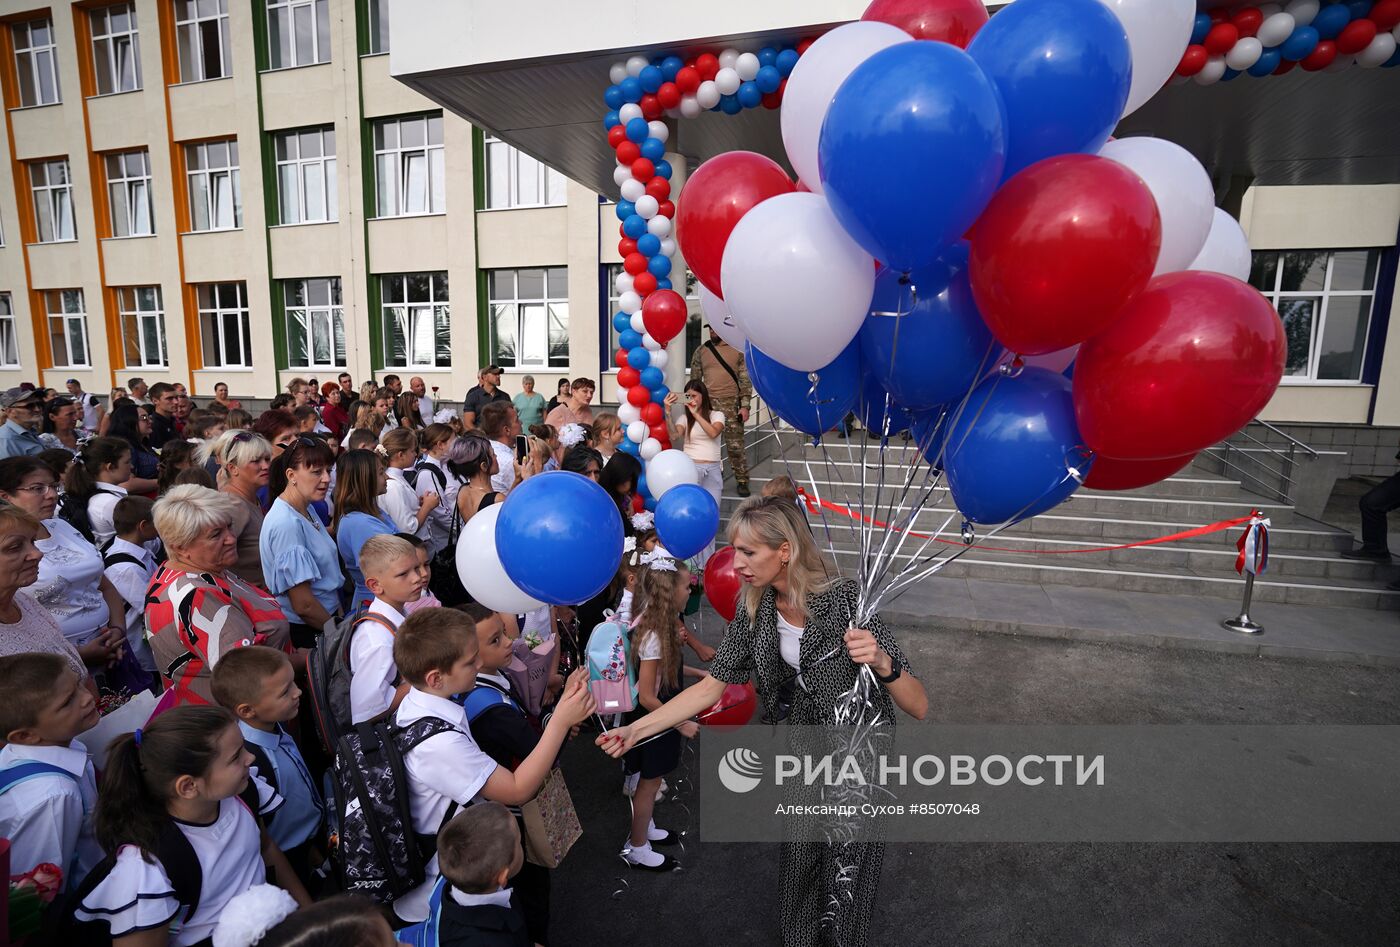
<box><xmin>722</xmin><ymin>398</ymin><xmax>749</xmax><ymax>487</ymax></box>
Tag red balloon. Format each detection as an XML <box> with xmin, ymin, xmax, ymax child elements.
<box><xmin>656</xmin><ymin>82</ymin><xmax>681</xmax><ymax>109</ymax></box>
<box><xmin>1204</xmin><ymin>23</ymin><xmax>1238</xmax><ymax>56</ymax></box>
<box><xmin>699</xmin><ymin>681</ymin><xmax>756</xmax><ymax>728</ymax></box>
<box><xmin>1336</xmin><ymin>18</ymin><xmax>1378</xmax><ymax>55</ymax></box>
<box><xmin>703</xmin><ymin>546</ymin><xmax>742</xmax><ymax>623</ymax></box>
<box><xmin>1373</xmin><ymin>0</ymin><xmax>1400</xmax><ymax>31</ymax></box>
<box><xmin>797</xmin><ymin>38</ymin><xmax>816</xmax><ymax>54</ymax></box>
<box><xmin>642</xmin><ymin>289</ymin><xmax>688</xmax><ymax>345</ymax></box>
<box><xmin>641</xmin><ymin>402</ymin><xmax>663</xmax><ymax>425</ymax></box>
<box><xmin>695</xmin><ymin>53</ymin><xmax>720</xmax><ymax>80</ymax></box>
<box><xmin>674</xmin><ymin>151</ymin><xmax>795</xmax><ymax>297</ymax></box>
<box><xmin>639</xmin><ymin>94</ymin><xmax>662</xmax><ymax>120</ymax></box>
<box><xmin>1273</xmin><ymin>58</ymin><xmax>1297</xmax><ymax>74</ymax></box>
<box><xmin>1301</xmin><ymin>40</ymin><xmax>1337</xmax><ymax>71</ymax></box>
<box><xmin>631</xmin><ymin>157</ymin><xmax>655</xmax><ymax>182</ymax></box>
<box><xmin>633</xmin><ymin>272</ymin><xmax>658</xmax><ymax>296</ymax></box>
<box><xmin>632</xmin><ymin>493</ymin><xmax>646</xmax><ymax>514</ymax></box>
<box><xmin>970</xmin><ymin>155</ymin><xmax>1161</xmax><ymax>356</ymax></box>
<box><xmin>615</xmin><ymin>348</ymin><xmax>629</xmax><ymax>368</ymax></box>
<box><xmin>675</xmin><ymin>65</ymin><xmax>700</xmax><ymax>93</ymax></box>
<box><xmin>627</xmin><ymin>385</ymin><xmax>651</xmax><ymax>407</ymax></box>
<box><xmin>615</xmin><ymin>141</ymin><xmax>640</xmax><ymax>165</ymax></box>
<box><xmin>1177</xmin><ymin>45</ymin><xmax>1208</xmax><ymax>77</ymax></box>
<box><xmin>658</xmin><ymin>200</ymin><xmax>675</xmax><ymax>219</ymax></box>
<box><xmin>623</xmin><ymin>252</ymin><xmax>649</xmax><ymax>276</ymax></box>
<box><xmin>1230</xmin><ymin>7</ymin><xmax>1263</xmax><ymax>38</ymax></box>
<box><xmin>607</xmin><ymin>125</ymin><xmax>627</xmax><ymax>148</ymax></box>
<box><xmin>617</xmin><ymin>366</ymin><xmax>641</xmax><ymax>388</ymax></box>
<box><xmin>762</xmin><ymin>90</ymin><xmax>782</xmax><ymax>109</ymax></box>
<box><xmin>645</xmin><ymin>177</ymin><xmax>671</xmax><ymax>201</ymax></box>
<box><xmin>1084</xmin><ymin>453</ymin><xmax>1196</xmax><ymax>491</ymax></box>
<box><xmin>648</xmin><ymin>422</ymin><xmax>669</xmax><ymax>442</ymax></box>
<box><xmin>1073</xmin><ymin>272</ymin><xmax>1286</xmax><ymax>461</ymax></box>
<box><xmin>618</xmin><ymin>238</ymin><xmax>638</xmax><ymax>257</ymax></box>
<box><xmin>1208</xmin><ymin>7</ymin><xmax>1229</xmax><ymax>23</ymax></box>
<box><xmin>860</xmin><ymin>0</ymin><xmax>990</xmax><ymax>47</ymax></box>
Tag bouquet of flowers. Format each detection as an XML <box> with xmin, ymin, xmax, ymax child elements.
<box><xmin>8</xmin><ymin>862</ymin><xmax>64</xmax><ymax>942</ymax></box>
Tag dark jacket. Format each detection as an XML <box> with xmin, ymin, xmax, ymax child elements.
<box><xmin>439</xmin><ymin>895</ymin><xmax>530</xmax><ymax>947</ymax></box>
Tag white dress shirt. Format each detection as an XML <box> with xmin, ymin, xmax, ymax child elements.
<box><xmin>490</xmin><ymin>440</ymin><xmax>516</xmax><ymax>496</ymax></box>
<box><xmin>0</xmin><ymin>739</ymin><xmax>103</xmax><ymax>883</ymax></box>
<box><xmin>102</xmin><ymin>537</ymin><xmax>157</xmax><ymax>672</ymax></box>
<box><xmin>348</xmin><ymin>599</ymin><xmax>404</xmax><ymax>725</ymax></box>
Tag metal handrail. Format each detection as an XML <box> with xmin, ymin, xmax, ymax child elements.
<box><xmin>1198</xmin><ymin>418</ymin><xmax>1319</xmax><ymax>505</ymax></box>
<box><xmin>1253</xmin><ymin>419</ymin><xmax>1320</xmax><ymax>458</ymax></box>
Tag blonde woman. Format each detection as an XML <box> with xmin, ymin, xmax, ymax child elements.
<box><xmin>340</xmin><ymin>402</ymin><xmax>385</xmax><ymax>449</ymax></box>
<box><xmin>599</xmin><ymin>496</ymin><xmax>926</xmax><ymax>946</ymax></box>
<box><xmin>200</xmin><ymin>429</ymin><xmax>273</xmax><ymax>588</ymax></box>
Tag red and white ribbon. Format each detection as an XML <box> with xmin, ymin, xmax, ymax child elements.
<box><xmin>1234</xmin><ymin>512</ymin><xmax>1270</xmax><ymax>576</ymax></box>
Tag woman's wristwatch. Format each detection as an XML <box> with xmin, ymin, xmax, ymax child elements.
<box><xmin>875</xmin><ymin>663</ymin><xmax>902</xmax><ymax>684</ymax></box>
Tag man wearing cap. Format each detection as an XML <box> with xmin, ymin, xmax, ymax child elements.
<box><xmin>461</xmin><ymin>365</ymin><xmax>511</xmax><ymax>431</ymax></box>
<box><xmin>65</xmin><ymin>379</ymin><xmax>104</xmax><ymax>434</ymax></box>
<box><xmin>0</xmin><ymin>388</ymin><xmax>46</xmax><ymax>458</ymax></box>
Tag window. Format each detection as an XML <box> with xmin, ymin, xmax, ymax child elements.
<box><xmin>30</xmin><ymin>160</ymin><xmax>75</xmax><ymax>243</ymax></box>
<box><xmin>274</xmin><ymin>127</ymin><xmax>336</xmax><ymax>224</ymax></box>
<box><xmin>45</xmin><ymin>290</ymin><xmax>89</xmax><ymax>368</ymax></box>
<box><xmin>366</xmin><ymin>0</ymin><xmax>390</xmax><ymax>54</ymax></box>
<box><xmin>372</xmin><ymin>114</ymin><xmax>445</xmax><ymax>217</ymax></box>
<box><xmin>12</xmin><ymin>19</ymin><xmax>60</xmax><ymax>107</ymax></box>
<box><xmin>267</xmin><ymin>0</ymin><xmax>330</xmax><ymax>69</ymax></box>
<box><xmin>185</xmin><ymin>139</ymin><xmax>241</xmax><ymax>231</ymax></box>
<box><xmin>174</xmin><ymin>0</ymin><xmax>230</xmax><ymax>82</ymax></box>
<box><xmin>1249</xmin><ymin>249</ymin><xmax>1381</xmax><ymax>383</ymax></box>
<box><xmin>285</xmin><ymin>277</ymin><xmax>344</xmax><ymax>368</ymax></box>
<box><xmin>117</xmin><ymin>286</ymin><xmax>166</xmax><ymax>368</ymax></box>
<box><xmin>90</xmin><ymin>4</ymin><xmax>140</xmax><ymax>95</ymax></box>
<box><xmin>105</xmin><ymin>150</ymin><xmax>153</xmax><ymax>237</ymax></box>
<box><xmin>484</xmin><ymin>137</ymin><xmax>566</xmax><ymax>209</ymax></box>
<box><xmin>489</xmin><ymin>268</ymin><xmax>569</xmax><ymax>369</ymax></box>
<box><xmin>604</xmin><ymin>264</ymin><xmax>702</xmax><ymax>371</ymax></box>
<box><xmin>0</xmin><ymin>295</ymin><xmax>18</xmax><ymax>368</ymax></box>
<box><xmin>381</xmin><ymin>272</ymin><xmax>449</xmax><ymax>368</ymax></box>
<box><xmin>197</xmin><ymin>282</ymin><xmax>251</xmax><ymax>367</ymax></box>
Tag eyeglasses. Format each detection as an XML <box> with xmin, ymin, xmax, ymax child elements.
<box><xmin>13</xmin><ymin>482</ymin><xmax>58</xmax><ymax>495</ymax></box>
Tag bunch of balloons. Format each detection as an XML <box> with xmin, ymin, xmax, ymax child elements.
<box><xmin>1176</xmin><ymin>0</ymin><xmax>1400</xmax><ymax>82</ymax></box>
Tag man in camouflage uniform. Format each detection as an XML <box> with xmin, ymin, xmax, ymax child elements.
<box><xmin>690</xmin><ymin>326</ymin><xmax>753</xmax><ymax>496</ymax></box>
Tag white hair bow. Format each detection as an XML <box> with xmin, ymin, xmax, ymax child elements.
<box><xmin>631</xmin><ymin>510</ymin><xmax>654</xmax><ymax>531</ymax></box>
<box><xmin>559</xmin><ymin>423</ymin><xmax>587</xmax><ymax>448</ymax></box>
<box><xmin>212</xmin><ymin>885</ymin><xmax>297</xmax><ymax>947</ymax></box>
<box><xmin>639</xmin><ymin>548</ymin><xmax>677</xmax><ymax>572</ymax></box>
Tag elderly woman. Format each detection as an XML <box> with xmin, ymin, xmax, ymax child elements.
<box><xmin>146</xmin><ymin>485</ymin><xmax>290</xmax><ymax>705</ymax></box>
<box><xmin>201</xmin><ymin>428</ymin><xmax>273</xmax><ymax>588</ymax></box>
<box><xmin>0</xmin><ymin>503</ymin><xmax>95</xmax><ymax>693</ymax></box>
<box><xmin>513</xmin><ymin>375</ymin><xmax>546</xmax><ymax>430</ymax></box>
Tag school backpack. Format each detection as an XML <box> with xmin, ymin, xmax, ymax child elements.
<box><xmin>329</xmin><ymin>716</ymin><xmax>458</xmax><ymax>903</ymax></box>
<box><xmin>306</xmin><ymin>611</ymin><xmax>398</xmax><ymax>756</ymax></box>
<box><xmin>403</xmin><ymin>456</ymin><xmax>447</xmax><ymax>494</ymax></box>
<box><xmin>585</xmin><ymin>612</ymin><xmax>636</xmax><ymax>715</ymax></box>
<box><xmin>56</xmin><ymin>494</ymin><xmax>96</xmax><ymax>544</ymax></box>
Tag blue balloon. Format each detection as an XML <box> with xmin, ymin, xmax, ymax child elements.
<box><xmin>856</xmin><ymin>373</ymin><xmax>911</xmax><ymax>437</ymax></box>
<box><xmin>623</xmin><ymin>214</ymin><xmax>647</xmax><ymax>238</ymax></box>
<box><xmin>628</xmin><ymin>347</ymin><xmax>651</xmax><ymax>371</ymax></box>
<box><xmin>1347</xmin><ymin>0</ymin><xmax>1374</xmax><ymax>18</ymax></box>
<box><xmin>943</xmin><ymin>368</ymin><xmax>1086</xmax><ymax>525</ymax></box>
<box><xmin>967</xmin><ymin>0</ymin><xmax>1131</xmax><ymax>181</ymax></box>
<box><xmin>640</xmin><ymin>137</ymin><xmax>665</xmax><ymax>161</ymax></box>
<box><xmin>755</xmin><ymin>64</ymin><xmax>782</xmax><ymax>94</ymax></box>
<box><xmin>746</xmin><ymin>342</ymin><xmax>861</xmax><ymax>437</ymax></box>
<box><xmin>1281</xmin><ymin>25</ymin><xmax>1320</xmax><ymax>60</ymax></box>
<box><xmin>758</xmin><ymin>47</ymin><xmax>778</xmax><ymax>66</ymax></box>
<box><xmin>604</xmin><ymin>85</ymin><xmax>625</xmax><ymax>110</ymax></box>
<box><xmin>737</xmin><ymin>81</ymin><xmax>763</xmax><ymax>108</ymax></box>
<box><xmin>655</xmin><ymin>278</ymin><xmax>673</xmax><ymax>290</ymax></box>
<box><xmin>661</xmin><ymin>55</ymin><xmax>684</xmax><ymax>81</ymax></box>
<box><xmin>639</xmin><ymin>366</ymin><xmax>664</xmax><ymax>389</ymax></box>
<box><xmin>639</xmin><ymin>64</ymin><xmax>664</xmax><ymax>93</ymax></box>
<box><xmin>776</xmin><ymin>48</ymin><xmax>800</xmax><ymax>76</ymax></box>
<box><xmin>655</xmin><ymin>483</ymin><xmax>720</xmax><ymax>560</ymax></box>
<box><xmin>637</xmin><ymin>233</ymin><xmax>661</xmax><ymax>257</ymax></box>
<box><xmin>618</xmin><ymin>329</ymin><xmax>643</xmax><ymax>351</ymax></box>
<box><xmin>636</xmin><ymin>472</ymin><xmax>650</xmax><ymax>498</ymax></box>
<box><xmin>1249</xmin><ymin>47</ymin><xmax>1282</xmax><ymax>76</ymax></box>
<box><xmin>719</xmin><ymin>94</ymin><xmax>742</xmax><ymax>114</ymax></box>
<box><xmin>612</xmin><ymin>311</ymin><xmax>632</xmax><ymax>333</ymax></box>
<box><xmin>1221</xmin><ymin>67</ymin><xmax>1241</xmax><ymax>81</ymax></box>
<box><xmin>619</xmin><ymin>76</ymin><xmax>643</xmax><ymax>103</ymax></box>
<box><xmin>647</xmin><ymin>255</ymin><xmax>672</xmax><ymax>278</ymax></box>
<box><xmin>644</xmin><ymin>496</ymin><xmax>657</xmax><ymax>512</ymax></box>
<box><xmin>603</xmin><ymin>111</ymin><xmax>620</xmax><ymax>130</ymax></box>
<box><xmin>909</xmin><ymin>408</ymin><xmax>950</xmax><ymax>470</ymax></box>
<box><xmin>619</xmin><ymin>438</ymin><xmax>640</xmax><ymax>456</ymax></box>
<box><xmin>650</xmin><ymin>385</ymin><xmax>670</xmax><ymax>403</ymax></box>
<box><xmin>496</xmin><ymin>472</ymin><xmax>624</xmax><ymax>605</ymax></box>
<box><xmin>1385</xmin><ymin>45</ymin><xmax>1400</xmax><ymax>66</ymax></box>
<box><xmin>625</xmin><ymin>117</ymin><xmax>649</xmax><ymax>143</ymax></box>
<box><xmin>819</xmin><ymin>41</ymin><xmax>1006</xmax><ymax>272</ymax></box>
<box><xmin>615</xmin><ymin>200</ymin><xmax>635</xmax><ymax>222</ymax></box>
<box><xmin>1312</xmin><ymin>2</ymin><xmax>1353</xmax><ymax>39</ymax></box>
<box><xmin>858</xmin><ymin>246</ymin><xmax>995</xmax><ymax>411</ymax></box>
<box><xmin>654</xmin><ymin>159</ymin><xmax>673</xmax><ymax>180</ymax></box>
<box><xmin>1190</xmin><ymin>12</ymin><xmax>1212</xmax><ymax>44</ymax></box>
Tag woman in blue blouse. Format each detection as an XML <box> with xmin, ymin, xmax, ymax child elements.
<box><xmin>259</xmin><ymin>436</ymin><xmax>342</xmax><ymax>648</ymax></box>
<box><xmin>332</xmin><ymin>449</ymin><xmax>395</xmax><ymax>615</ymax></box>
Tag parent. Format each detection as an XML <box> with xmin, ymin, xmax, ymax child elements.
<box><xmin>544</xmin><ymin>377</ymin><xmax>596</xmax><ymax>430</ymax></box>
<box><xmin>319</xmin><ymin>382</ymin><xmax>349</xmax><ymax>440</ymax></box>
<box><xmin>461</xmin><ymin>364</ymin><xmax>510</xmax><ymax>430</ymax></box>
<box><xmin>211</xmin><ymin>380</ymin><xmax>242</xmax><ymax>412</ymax></box>
<box><xmin>147</xmin><ymin>485</ymin><xmax>290</xmax><ymax>705</ymax></box>
<box><xmin>104</xmin><ymin>403</ymin><xmax>160</xmax><ymax>494</ymax></box>
<box><xmin>261</xmin><ymin>437</ymin><xmax>341</xmax><ymax>648</ymax></box>
<box><xmin>205</xmin><ymin>429</ymin><xmax>272</xmax><ymax>588</ymax></box>
<box><xmin>40</xmin><ymin>396</ymin><xmax>86</xmax><ymax>454</ymax></box>
<box><xmin>480</xmin><ymin>402</ymin><xmax>523</xmax><ymax>496</ymax></box>
<box><xmin>0</xmin><ymin>388</ymin><xmax>45</xmax><ymax>459</ymax></box>
<box><xmin>599</xmin><ymin>496</ymin><xmax>927</xmax><ymax>947</ymax></box>
<box><xmin>691</xmin><ymin>325</ymin><xmax>753</xmax><ymax>496</ymax></box>
<box><xmin>513</xmin><ymin>375</ymin><xmax>546</xmax><ymax>430</ymax></box>
<box><xmin>448</xmin><ymin>433</ymin><xmax>501</xmax><ymax>525</ymax></box>
<box><xmin>333</xmin><ymin>449</ymin><xmax>396</xmax><ymax>613</ymax></box>
<box><xmin>667</xmin><ymin>379</ymin><xmax>725</xmax><ymax>566</ymax></box>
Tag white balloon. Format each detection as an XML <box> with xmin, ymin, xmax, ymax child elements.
<box><xmin>618</xmin><ymin>402</ymin><xmax>641</xmax><ymax>425</ymax></box>
<box><xmin>619</xmin><ymin>291</ymin><xmax>641</xmax><ymax>314</ymax></box>
<box><xmin>609</xmin><ymin>63</ymin><xmax>627</xmax><ymax>85</ymax></box>
<box><xmin>634</xmin><ymin>195</ymin><xmax>659</xmax><ymax>219</ymax></box>
<box><xmin>646</xmin><ymin>215</ymin><xmax>671</xmax><ymax>238</ymax></box>
<box><xmin>639</xmin><ymin>437</ymin><xmax>662</xmax><ymax>461</ymax></box>
<box><xmin>721</xmin><ymin>192</ymin><xmax>875</xmax><ymax>372</ymax></box>
<box><xmin>613</xmin><ymin>165</ymin><xmax>631</xmax><ymax>187</ymax></box>
<box><xmin>1193</xmin><ymin>54</ymin><xmax>1227</xmax><ymax>85</ymax></box>
<box><xmin>620</xmin><ymin>178</ymin><xmax>645</xmax><ymax>202</ymax></box>
<box><xmin>647</xmin><ymin>120</ymin><xmax>669</xmax><ymax>143</ymax></box>
<box><xmin>629</xmin><ymin>312</ymin><xmax>646</xmax><ymax>333</ymax></box>
<box><xmin>781</xmin><ymin>22</ymin><xmax>911</xmax><ymax>196</ymax></box>
<box><xmin>626</xmin><ymin>55</ymin><xmax>648</xmax><ymax>77</ymax></box>
<box><xmin>680</xmin><ymin>95</ymin><xmax>702</xmax><ymax>118</ymax></box>
<box><xmin>1095</xmin><ymin>0</ymin><xmax>1196</xmax><ymax>118</ymax></box>
<box><xmin>627</xmin><ymin>420</ymin><xmax>649</xmax><ymax>443</ymax></box>
<box><xmin>699</xmin><ymin>284</ymin><xmax>747</xmax><ymax>350</ymax></box>
<box><xmin>614</xmin><ymin>271</ymin><xmax>634</xmax><ymax>294</ymax></box>
<box><xmin>659</xmin><ymin>238</ymin><xmax>676</xmax><ymax>257</ymax></box>
<box><xmin>457</xmin><ymin>504</ymin><xmax>546</xmax><ymax>614</ymax></box>
<box><xmin>736</xmin><ymin>52</ymin><xmax>761</xmax><ymax>81</ymax></box>
<box><xmin>1257</xmin><ymin>11</ymin><xmax>1296</xmax><ymax>46</ymax></box>
<box><xmin>696</xmin><ymin>81</ymin><xmax>721</xmax><ymax>109</ymax></box>
<box><xmin>641</xmin><ymin>333</ymin><xmax>661</xmax><ymax>352</ymax></box>
<box><xmin>718</xmin><ymin>48</ymin><xmax>739</xmax><ymax>69</ymax></box>
<box><xmin>618</xmin><ymin>102</ymin><xmax>643</xmax><ymax>124</ymax></box>
<box><xmin>1099</xmin><ymin>137</ymin><xmax>1215</xmax><ymax>275</ymax></box>
<box><xmin>1285</xmin><ymin>0</ymin><xmax>1318</xmax><ymax>26</ymax></box>
<box><xmin>649</xmin><ymin>349</ymin><xmax>669</xmax><ymax>370</ymax></box>
<box><xmin>1185</xmin><ymin>207</ymin><xmax>1253</xmax><ymax>282</ymax></box>
<box><xmin>715</xmin><ymin>67</ymin><xmax>741</xmax><ymax>95</ymax></box>
<box><xmin>647</xmin><ymin>449</ymin><xmax>698</xmax><ymax>498</ymax></box>
<box><xmin>1358</xmin><ymin>32</ymin><xmax>1397</xmax><ymax>67</ymax></box>
<box><xmin>1225</xmin><ymin>37</ymin><xmax>1264</xmax><ymax>71</ymax></box>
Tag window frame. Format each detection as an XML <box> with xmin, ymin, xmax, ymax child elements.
<box><xmin>0</xmin><ymin>294</ymin><xmax>19</xmax><ymax>369</ymax></box>
<box><xmin>380</xmin><ymin>272</ymin><xmax>450</xmax><ymax>369</ymax></box>
<box><xmin>365</xmin><ymin>0</ymin><xmax>390</xmax><ymax>54</ymax></box>
<box><xmin>284</xmin><ymin>276</ymin><xmax>345</xmax><ymax>369</ymax></box>
<box><xmin>603</xmin><ymin>263</ymin><xmax>702</xmax><ymax>374</ymax></box>
<box><xmin>273</xmin><ymin>126</ymin><xmax>337</xmax><ymax>225</ymax></box>
<box><xmin>483</xmin><ymin>136</ymin><xmax>566</xmax><ymax>210</ymax></box>
<box><xmin>196</xmin><ymin>282</ymin><xmax>253</xmax><ymax>368</ymax></box>
<box><xmin>266</xmin><ymin>0</ymin><xmax>331</xmax><ymax>70</ymax></box>
<box><xmin>1250</xmin><ymin>249</ymin><xmax>1380</xmax><ymax>385</ymax></box>
<box><xmin>29</xmin><ymin>159</ymin><xmax>76</xmax><ymax>244</ymax></box>
<box><xmin>12</xmin><ymin>18</ymin><xmax>61</xmax><ymax>107</ymax></box>
<box><xmin>89</xmin><ymin>3</ymin><xmax>141</xmax><ymax>96</ymax></box>
<box><xmin>488</xmin><ymin>267</ymin><xmax>570</xmax><ymax>370</ymax></box>
<box><xmin>184</xmin><ymin>139</ymin><xmax>241</xmax><ymax>232</ymax></box>
<box><xmin>116</xmin><ymin>286</ymin><xmax>167</xmax><ymax>369</ymax></box>
<box><xmin>105</xmin><ymin>149</ymin><xmax>154</xmax><ymax>238</ymax></box>
<box><xmin>173</xmin><ymin>0</ymin><xmax>231</xmax><ymax>83</ymax></box>
<box><xmin>44</xmin><ymin>290</ymin><xmax>90</xmax><ymax>369</ymax></box>
<box><xmin>371</xmin><ymin>114</ymin><xmax>445</xmax><ymax>218</ymax></box>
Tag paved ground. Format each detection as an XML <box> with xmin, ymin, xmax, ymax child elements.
<box><xmin>549</xmin><ymin>615</ymin><xmax>1400</xmax><ymax>946</ymax></box>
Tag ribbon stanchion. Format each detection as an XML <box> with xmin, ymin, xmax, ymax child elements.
<box><xmin>1224</xmin><ymin>513</ymin><xmax>1270</xmax><ymax>635</ymax></box>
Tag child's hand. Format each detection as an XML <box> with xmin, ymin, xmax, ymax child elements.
<box><xmin>676</xmin><ymin>720</ymin><xmax>699</xmax><ymax>739</ymax></box>
<box><xmin>555</xmin><ymin>669</ymin><xmax>596</xmax><ymax>726</ymax></box>
<box><xmin>419</xmin><ymin>490</ymin><xmax>439</xmax><ymax>510</ymax></box>
<box><xmin>596</xmin><ymin>725</ymin><xmax>635</xmax><ymax>758</ymax></box>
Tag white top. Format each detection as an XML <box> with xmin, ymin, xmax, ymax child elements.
<box><xmin>103</xmin><ymin>537</ymin><xmax>157</xmax><ymax>672</ymax></box>
<box><xmin>75</xmin><ymin>796</ymin><xmax>265</xmax><ymax>946</ymax></box>
<box><xmin>76</xmin><ymin>392</ymin><xmax>102</xmax><ymax>432</ymax></box>
<box><xmin>87</xmin><ymin>482</ymin><xmax>127</xmax><ymax>549</ymax></box>
<box><xmin>0</xmin><ymin>739</ymin><xmax>102</xmax><ymax>884</ymax></box>
<box><xmin>393</xmin><ymin>687</ymin><xmax>499</xmax><ymax>923</ymax></box>
<box><xmin>490</xmin><ymin>440</ymin><xmax>517</xmax><ymax>496</ymax></box>
<box><xmin>380</xmin><ymin>467</ymin><xmax>423</xmax><ymax>534</ymax></box>
<box><xmin>30</xmin><ymin>518</ymin><xmax>107</xmax><ymax>646</ymax></box>
<box><xmin>348</xmin><ymin>599</ymin><xmax>404</xmax><ymax>724</ymax></box>
<box><xmin>521</xmin><ymin>605</ymin><xmax>553</xmax><ymax>641</ymax></box>
<box><xmin>777</xmin><ymin>612</ymin><xmax>804</xmax><ymax>673</ymax></box>
<box><xmin>417</xmin><ymin>455</ymin><xmax>459</xmax><ymax>555</ymax></box>
<box><xmin>449</xmin><ymin>886</ymin><xmax>514</xmax><ymax>909</ymax></box>
<box><xmin>681</xmin><ymin>410</ymin><xmax>726</xmax><ymax>464</ymax></box>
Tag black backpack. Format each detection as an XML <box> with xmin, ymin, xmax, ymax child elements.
<box><xmin>307</xmin><ymin>611</ymin><xmax>399</xmax><ymax>757</ymax></box>
<box><xmin>56</xmin><ymin>494</ymin><xmax>96</xmax><ymax>544</ymax></box>
<box><xmin>403</xmin><ymin>457</ymin><xmax>447</xmax><ymax>495</ymax></box>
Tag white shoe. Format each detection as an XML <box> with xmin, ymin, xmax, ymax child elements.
<box><xmin>623</xmin><ymin>771</ymin><xmax>639</xmax><ymax>797</ymax></box>
<box><xmin>655</xmin><ymin>778</ymin><xmax>668</xmax><ymax>801</ymax></box>
<box><xmin>646</xmin><ymin>819</ymin><xmax>672</xmax><ymax>844</ymax></box>
<box><xmin>622</xmin><ymin>840</ymin><xmax>671</xmax><ymax>870</ymax></box>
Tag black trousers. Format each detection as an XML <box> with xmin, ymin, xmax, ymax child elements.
<box><xmin>1359</xmin><ymin>470</ymin><xmax>1400</xmax><ymax>552</ymax></box>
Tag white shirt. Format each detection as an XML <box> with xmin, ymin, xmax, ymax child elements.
<box><xmin>30</xmin><ymin>518</ymin><xmax>107</xmax><ymax>646</ymax></box>
<box><xmin>348</xmin><ymin>599</ymin><xmax>404</xmax><ymax>724</ymax></box>
<box><xmin>490</xmin><ymin>440</ymin><xmax>516</xmax><ymax>496</ymax></box>
<box><xmin>417</xmin><ymin>454</ymin><xmax>458</xmax><ymax>555</ymax></box>
<box><xmin>417</xmin><ymin>394</ymin><xmax>435</xmax><ymax>424</ymax></box>
<box><xmin>0</xmin><ymin>739</ymin><xmax>102</xmax><ymax>884</ymax></box>
<box><xmin>87</xmin><ymin>482</ymin><xmax>128</xmax><ymax>549</ymax></box>
<box><xmin>448</xmin><ymin>886</ymin><xmax>514</xmax><ymax>909</ymax></box>
<box><xmin>681</xmin><ymin>410</ymin><xmax>726</xmax><ymax>464</ymax></box>
<box><xmin>74</xmin><ymin>392</ymin><xmax>102</xmax><ymax>432</ymax></box>
<box><xmin>636</xmin><ymin>630</ymin><xmax>664</xmax><ymax>700</ymax></box>
<box><xmin>393</xmin><ymin>687</ymin><xmax>499</xmax><ymax>922</ymax></box>
<box><xmin>103</xmin><ymin>537</ymin><xmax>157</xmax><ymax>672</ymax></box>
<box><xmin>777</xmin><ymin>612</ymin><xmax>804</xmax><ymax>673</ymax></box>
<box><xmin>380</xmin><ymin>467</ymin><xmax>423</xmax><ymax>534</ymax></box>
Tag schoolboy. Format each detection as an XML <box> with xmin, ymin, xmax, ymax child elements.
<box><xmin>434</xmin><ymin>802</ymin><xmax>529</xmax><ymax>946</ymax></box>
<box><xmin>103</xmin><ymin>495</ymin><xmax>159</xmax><ymax>674</ymax></box>
<box><xmin>349</xmin><ymin>534</ymin><xmax>424</xmax><ymax>724</ymax></box>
